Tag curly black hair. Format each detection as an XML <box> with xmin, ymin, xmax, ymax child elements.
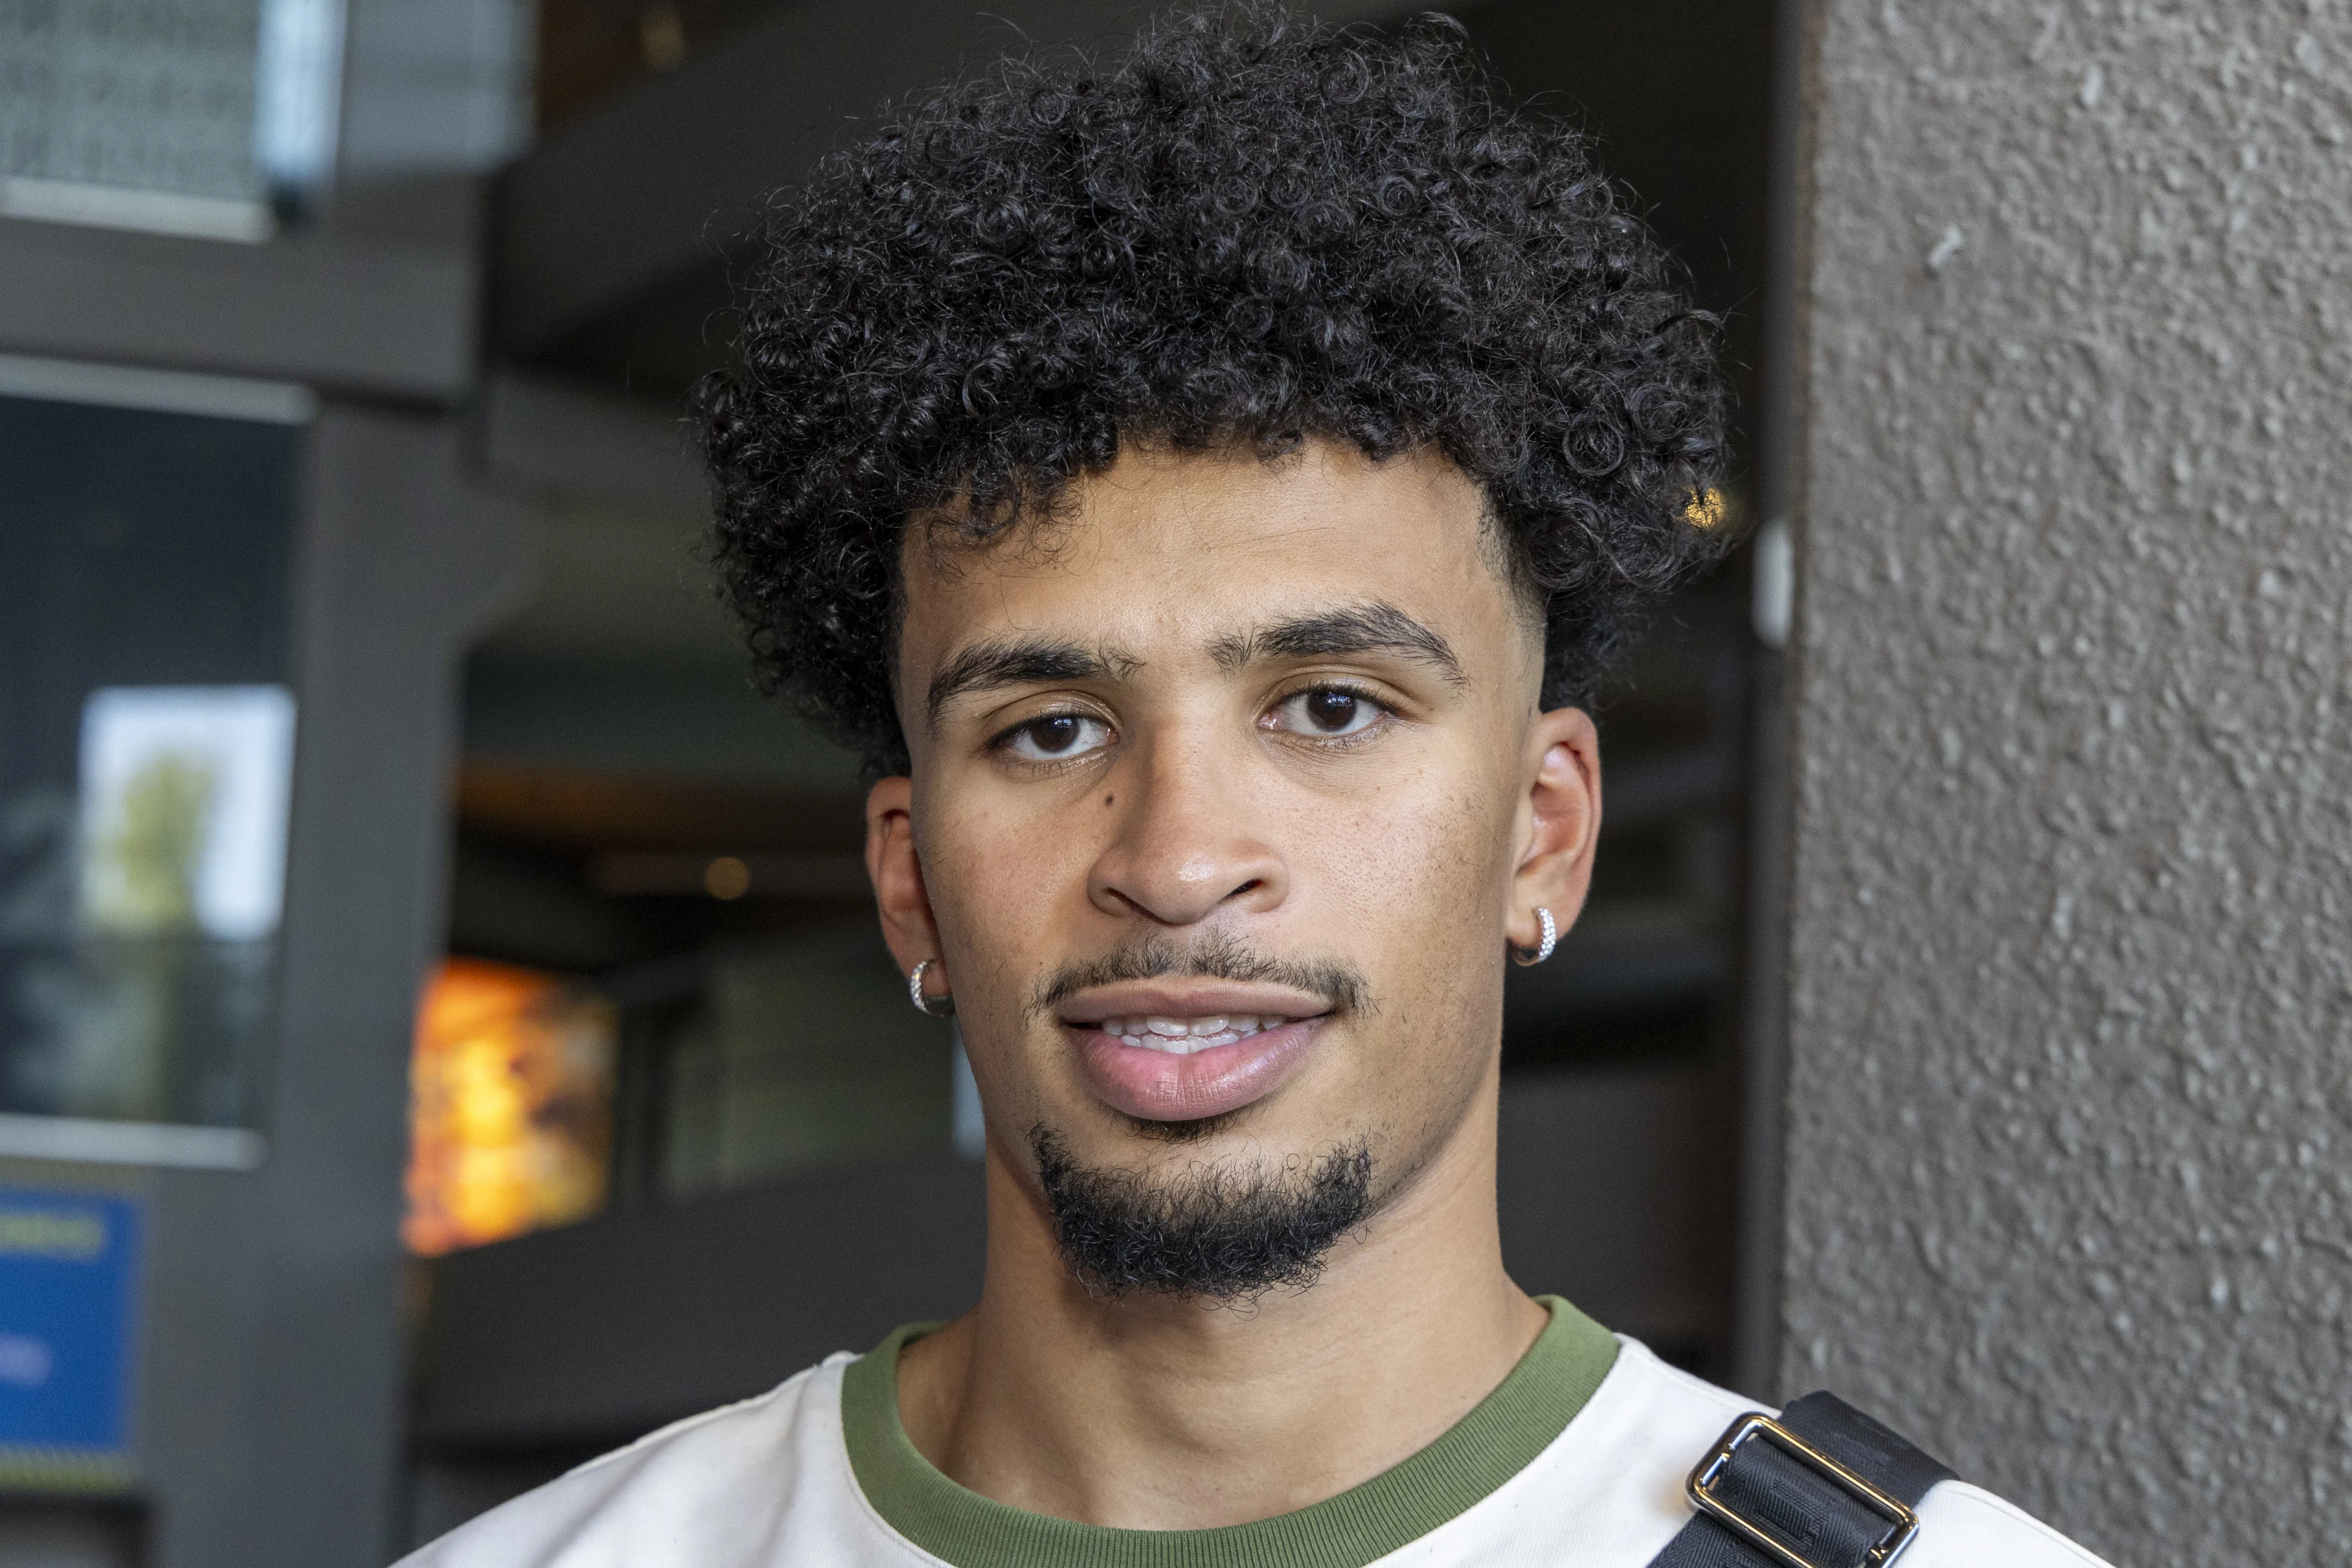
<box><xmin>699</xmin><ymin>3</ymin><xmax>1731</xmax><ymax>777</ymax></box>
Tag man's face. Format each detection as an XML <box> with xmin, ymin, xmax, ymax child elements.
<box><xmin>873</xmin><ymin>440</ymin><xmax>1596</xmax><ymax>1284</ymax></box>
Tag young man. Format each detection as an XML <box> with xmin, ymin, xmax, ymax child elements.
<box><xmin>405</xmin><ymin>9</ymin><xmax>2112</xmax><ymax>1566</ymax></box>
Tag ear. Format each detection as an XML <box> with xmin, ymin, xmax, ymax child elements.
<box><xmin>865</xmin><ymin>775</ymin><xmax>942</xmax><ymax>978</ymax></box>
<box><xmin>1508</xmin><ymin>706</ymin><xmax>1601</xmax><ymax>953</ymax></box>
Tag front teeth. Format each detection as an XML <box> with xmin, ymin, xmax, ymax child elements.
<box><xmin>1100</xmin><ymin>1016</ymin><xmax>1290</xmax><ymax>1054</ymax></box>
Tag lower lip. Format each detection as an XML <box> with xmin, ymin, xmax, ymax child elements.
<box><xmin>1071</xmin><ymin>1019</ymin><xmax>1325</xmax><ymax>1122</ymax></box>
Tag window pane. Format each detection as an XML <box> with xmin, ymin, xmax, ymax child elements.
<box><xmin>0</xmin><ymin>394</ymin><xmax>300</xmax><ymax>1148</ymax></box>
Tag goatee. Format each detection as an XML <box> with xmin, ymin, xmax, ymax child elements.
<box><xmin>1031</xmin><ymin>1126</ymin><xmax>1374</xmax><ymax>1301</ymax></box>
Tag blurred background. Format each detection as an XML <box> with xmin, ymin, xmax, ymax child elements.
<box><xmin>18</xmin><ymin>2</ymin><xmax>2348</xmax><ymax>1566</ymax></box>
<box><xmin>2</xmin><ymin>2</ymin><xmax>1783</xmax><ymax>1562</ymax></box>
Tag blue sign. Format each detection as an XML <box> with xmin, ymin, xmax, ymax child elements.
<box><xmin>0</xmin><ymin>1187</ymin><xmax>143</xmax><ymax>1461</ymax></box>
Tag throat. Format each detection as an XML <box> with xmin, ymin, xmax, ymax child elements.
<box><xmin>884</xmin><ymin>1152</ymin><xmax>1550</xmax><ymax>1532</ymax></box>
<box><xmin>887</xmin><ymin>1284</ymin><xmax>1558</xmax><ymax>1533</ymax></box>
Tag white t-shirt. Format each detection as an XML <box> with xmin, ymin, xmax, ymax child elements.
<box><xmin>399</xmin><ymin>1312</ymin><xmax>2113</xmax><ymax>1568</ymax></box>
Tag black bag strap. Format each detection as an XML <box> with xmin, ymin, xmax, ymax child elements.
<box><xmin>1646</xmin><ymin>1391</ymin><xmax>1957</xmax><ymax>1568</ymax></box>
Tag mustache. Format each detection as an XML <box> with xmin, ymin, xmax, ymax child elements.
<box><xmin>1028</xmin><ymin>929</ymin><xmax>1374</xmax><ymax>1020</ymax></box>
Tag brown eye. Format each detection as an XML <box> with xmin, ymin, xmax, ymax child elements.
<box><xmin>1269</xmin><ymin>688</ymin><xmax>1387</xmax><ymax>739</ymax></box>
<box><xmin>1304</xmin><ymin>692</ymin><xmax>1359</xmax><ymax>731</ymax></box>
<box><xmin>1001</xmin><ymin>712</ymin><xmax>1111</xmax><ymax>762</ymax></box>
<box><xmin>1029</xmin><ymin>716</ymin><xmax>1082</xmax><ymax>752</ymax></box>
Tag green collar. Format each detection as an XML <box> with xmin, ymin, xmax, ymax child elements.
<box><xmin>839</xmin><ymin>1296</ymin><xmax>1618</xmax><ymax>1568</ymax></box>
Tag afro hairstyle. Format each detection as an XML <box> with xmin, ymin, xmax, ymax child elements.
<box><xmin>698</xmin><ymin>3</ymin><xmax>1733</xmax><ymax>777</ymax></box>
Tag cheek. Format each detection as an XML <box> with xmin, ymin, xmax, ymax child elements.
<box><xmin>1298</xmin><ymin>788</ymin><xmax>1510</xmax><ymax>1130</ymax></box>
<box><xmin>1303</xmin><ymin>769</ymin><xmax>1512</xmax><ymax>944</ymax></box>
<box><xmin>1299</xmin><ymin>793</ymin><xmax>1512</xmax><ymax>1065</ymax></box>
<box><xmin>919</xmin><ymin>792</ymin><xmax>1091</xmax><ymax>971</ymax></box>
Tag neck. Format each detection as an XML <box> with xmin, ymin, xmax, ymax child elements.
<box><xmin>894</xmin><ymin>1066</ymin><xmax>1545</xmax><ymax>1529</ymax></box>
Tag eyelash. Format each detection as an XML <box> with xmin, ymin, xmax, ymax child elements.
<box><xmin>1267</xmin><ymin>682</ymin><xmax>1395</xmax><ymax>745</ymax></box>
<box><xmin>990</xmin><ymin>709</ymin><xmax>1114</xmax><ymax>767</ymax></box>
<box><xmin>987</xmin><ymin>683</ymin><xmax>1399</xmax><ymax>766</ymax></box>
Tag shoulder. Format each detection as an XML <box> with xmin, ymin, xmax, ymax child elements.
<box><xmin>1458</xmin><ymin>1338</ymin><xmax>2115</xmax><ymax>1568</ymax></box>
<box><xmin>394</xmin><ymin>1354</ymin><xmax>884</xmax><ymax>1568</ymax></box>
<box><xmin>1605</xmin><ymin>1346</ymin><xmax>2120</xmax><ymax>1568</ymax></box>
<box><xmin>1909</xmin><ymin>1482</ymin><xmax>2117</xmax><ymax>1567</ymax></box>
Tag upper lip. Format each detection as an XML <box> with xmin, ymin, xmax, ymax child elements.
<box><xmin>1056</xmin><ymin>979</ymin><xmax>1332</xmax><ymax>1027</ymax></box>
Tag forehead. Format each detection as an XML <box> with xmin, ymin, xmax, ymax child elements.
<box><xmin>898</xmin><ymin>442</ymin><xmax>1531</xmax><ymax>677</ymax></box>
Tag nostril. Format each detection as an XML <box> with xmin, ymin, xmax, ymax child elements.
<box><xmin>1224</xmin><ymin>878</ymin><xmax>1262</xmax><ymax>902</ymax></box>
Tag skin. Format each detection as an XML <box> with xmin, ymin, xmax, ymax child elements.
<box><xmin>864</xmin><ymin>438</ymin><xmax>1602</xmax><ymax>1529</ymax></box>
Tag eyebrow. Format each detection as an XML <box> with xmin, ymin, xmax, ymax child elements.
<box><xmin>1213</xmin><ymin>601</ymin><xmax>1466</xmax><ymax>687</ymax></box>
<box><xmin>925</xmin><ymin>636</ymin><xmax>1137</xmax><ymax>726</ymax></box>
<box><xmin>924</xmin><ymin>601</ymin><xmax>1463</xmax><ymax>728</ymax></box>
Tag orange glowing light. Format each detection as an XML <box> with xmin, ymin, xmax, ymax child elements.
<box><xmin>402</xmin><ymin>957</ymin><xmax>615</xmax><ymax>1256</ymax></box>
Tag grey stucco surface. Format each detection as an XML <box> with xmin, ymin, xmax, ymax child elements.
<box><xmin>1780</xmin><ymin>3</ymin><xmax>2352</xmax><ymax>1564</ymax></box>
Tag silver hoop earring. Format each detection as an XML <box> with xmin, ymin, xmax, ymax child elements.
<box><xmin>1511</xmin><ymin>907</ymin><xmax>1558</xmax><ymax>967</ymax></box>
<box><xmin>908</xmin><ymin>959</ymin><xmax>955</xmax><ymax>1017</ymax></box>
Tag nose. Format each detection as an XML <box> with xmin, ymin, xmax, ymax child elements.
<box><xmin>1086</xmin><ymin>732</ymin><xmax>1286</xmax><ymax>927</ymax></box>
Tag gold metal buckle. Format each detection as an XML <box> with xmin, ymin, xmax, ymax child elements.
<box><xmin>1686</xmin><ymin>1413</ymin><xmax>1922</xmax><ymax>1568</ymax></box>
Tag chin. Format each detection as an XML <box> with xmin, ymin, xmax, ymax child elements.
<box><xmin>1030</xmin><ymin>1121</ymin><xmax>1381</xmax><ymax>1301</ymax></box>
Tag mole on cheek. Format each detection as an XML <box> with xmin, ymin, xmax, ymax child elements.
<box><xmin>1104</xmin><ymin>794</ymin><xmax>1115</xmax><ymax>807</ymax></box>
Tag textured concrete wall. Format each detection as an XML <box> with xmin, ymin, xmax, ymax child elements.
<box><xmin>1781</xmin><ymin>4</ymin><xmax>2352</xmax><ymax>1564</ymax></box>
